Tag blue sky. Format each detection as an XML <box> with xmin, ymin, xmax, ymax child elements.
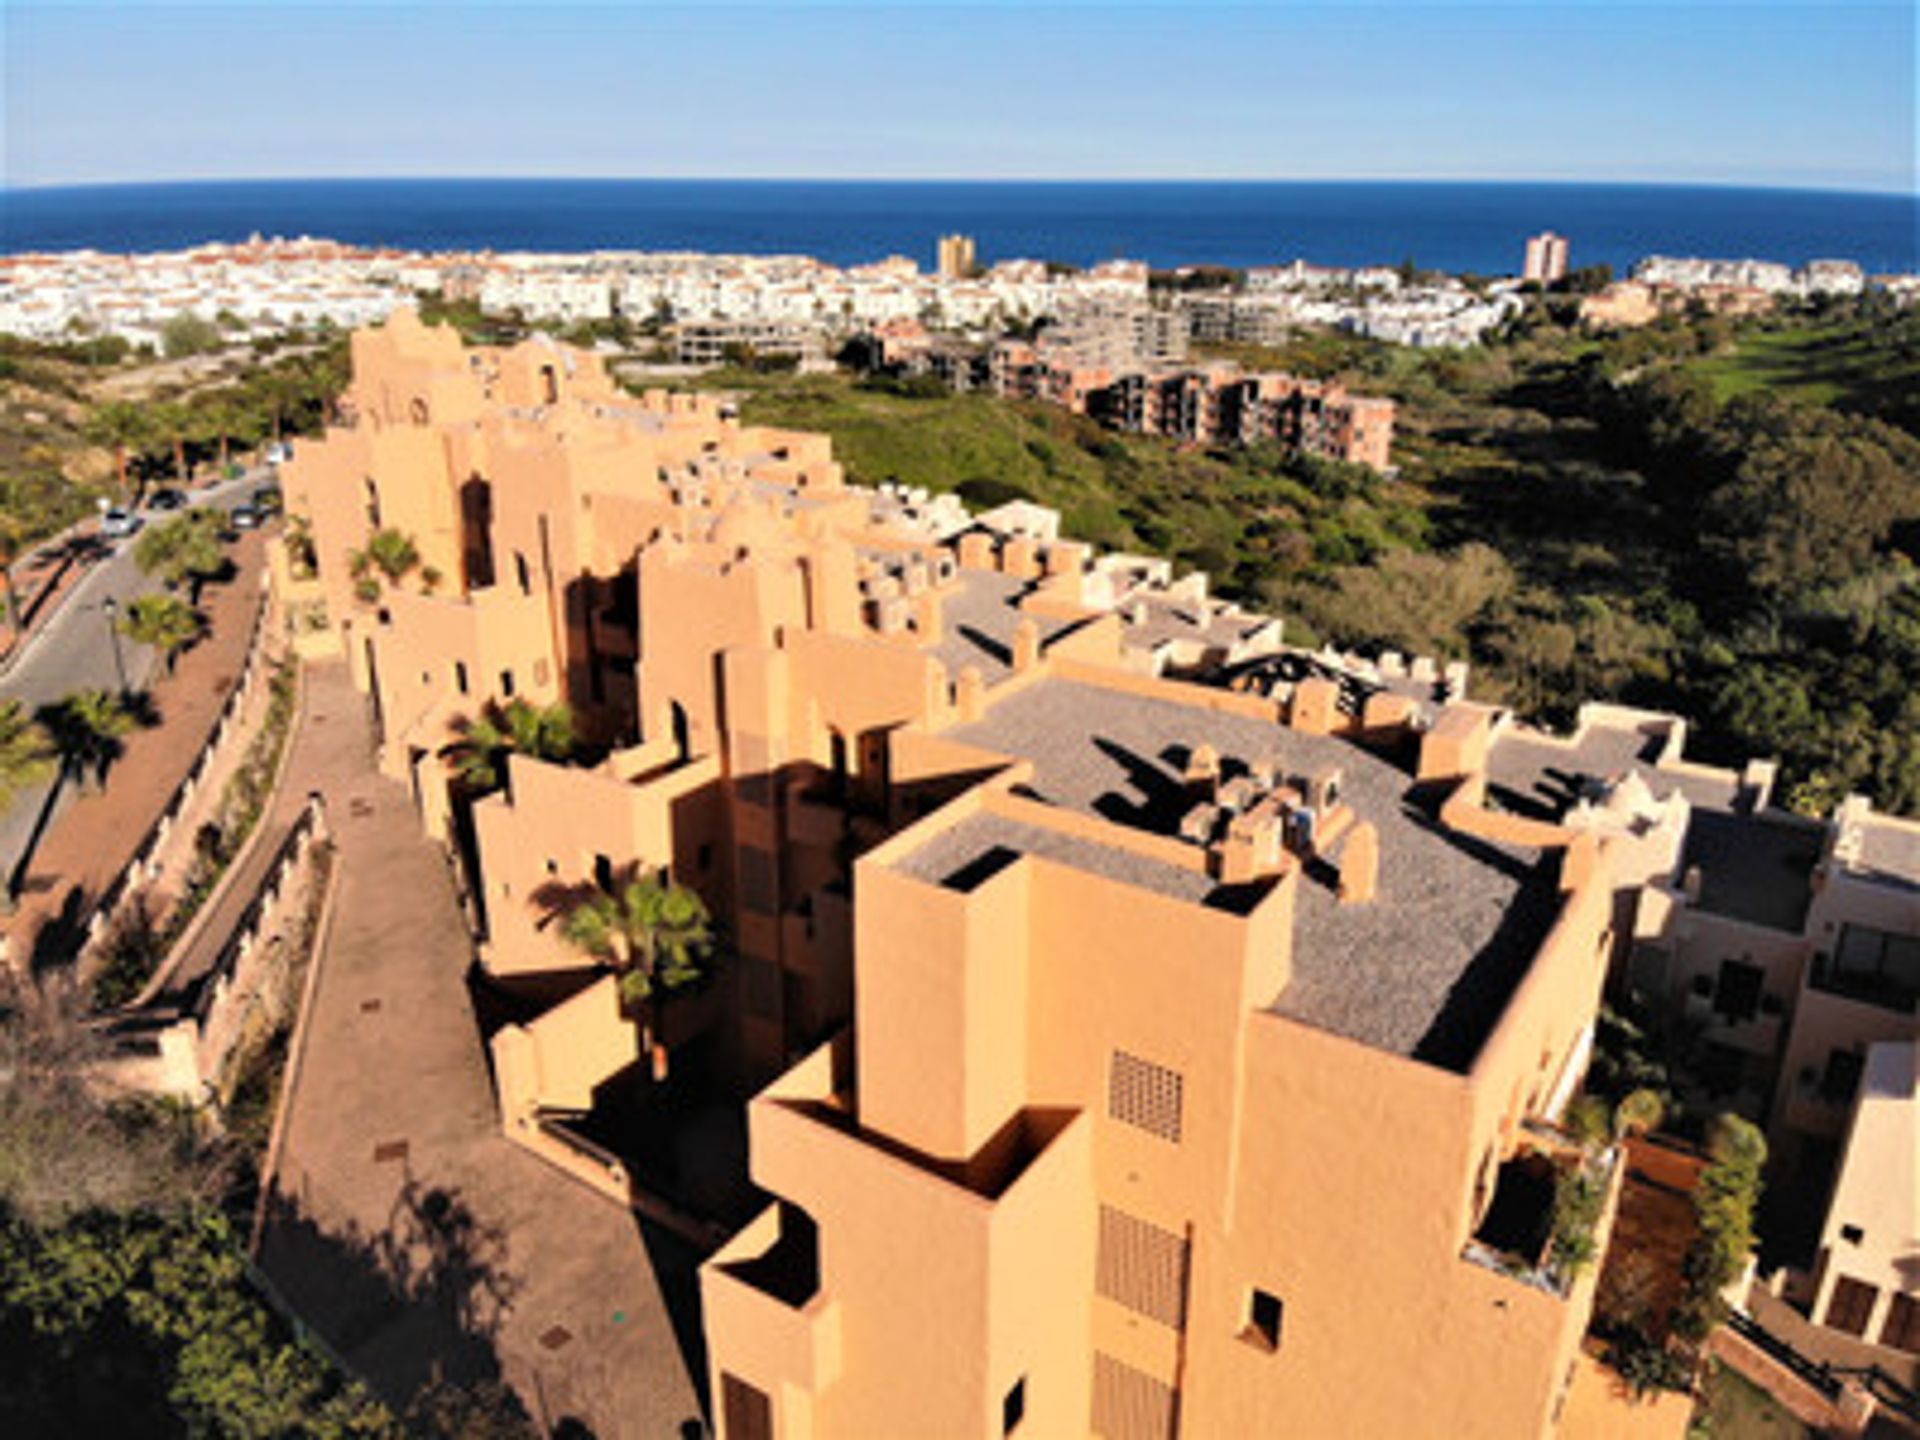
<box><xmin>5</xmin><ymin>2</ymin><xmax>1915</xmax><ymax>192</ymax></box>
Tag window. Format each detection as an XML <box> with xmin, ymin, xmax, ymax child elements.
<box><xmin>1841</xmin><ymin>1224</ymin><xmax>1864</xmax><ymax>1245</ymax></box>
<box><xmin>1244</xmin><ymin>1288</ymin><xmax>1284</xmax><ymax>1352</ymax></box>
<box><xmin>364</xmin><ymin>477</ymin><xmax>382</xmax><ymax>528</ymax></box>
<box><xmin>453</xmin><ymin>661</ymin><xmax>469</xmax><ymax>695</ymax></box>
<box><xmin>1821</xmin><ymin>1049</ymin><xmax>1865</xmax><ymax>1106</ymax></box>
<box><xmin>515</xmin><ymin>551</ymin><xmax>531</xmax><ymax>595</ymax></box>
<box><xmin>1109</xmin><ymin>1050</ymin><xmax>1184</xmax><ymax>1143</ymax></box>
<box><xmin>1823</xmin><ymin>924</ymin><xmax>1920</xmax><ymax>1013</ymax></box>
<box><xmin>1826</xmin><ymin>1276</ymin><xmax>1878</xmax><ymax>1337</ymax></box>
<box><xmin>594</xmin><ymin>853</ymin><xmax>615</xmax><ymax>893</ymax></box>
<box><xmin>1882</xmin><ymin>1293</ymin><xmax>1920</xmax><ymax>1355</ymax></box>
<box><xmin>1002</xmin><ymin>1377</ymin><xmax>1026</xmax><ymax>1435</ymax></box>
<box><xmin>499</xmin><ymin>669</ymin><xmax>516</xmax><ymax>698</ymax></box>
<box><xmin>1713</xmin><ymin>959</ymin><xmax>1765</xmax><ymax>1023</ymax></box>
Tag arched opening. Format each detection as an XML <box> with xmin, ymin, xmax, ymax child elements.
<box><xmin>670</xmin><ymin>701</ymin><xmax>690</xmax><ymax>762</ymax></box>
<box><xmin>459</xmin><ymin>476</ymin><xmax>495</xmax><ymax>589</ymax></box>
<box><xmin>539</xmin><ymin>365</ymin><xmax>559</xmax><ymax>405</ymax></box>
<box><xmin>828</xmin><ymin>729</ymin><xmax>849</xmax><ymax>802</ymax></box>
<box><xmin>409</xmin><ymin>396</ymin><xmax>430</xmax><ymax>425</ymax></box>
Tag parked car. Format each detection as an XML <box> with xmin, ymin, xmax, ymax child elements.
<box><xmin>252</xmin><ymin>483</ymin><xmax>283</xmax><ymax>514</ymax></box>
<box><xmin>228</xmin><ymin>502</ymin><xmax>263</xmax><ymax>530</ymax></box>
<box><xmin>264</xmin><ymin>442</ymin><xmax>292</xmax><ymax>465</ymax></box>
<box><xmin>101</xmin><ymin>506</ymin><xmax>142</xmax><ymax>538</ymax></box>
<box><xmin>146</xmin><ymin>486</ymin><xmax>187</xmax><ymax>511</ymax></box>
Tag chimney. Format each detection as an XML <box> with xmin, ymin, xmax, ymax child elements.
<box><xmin>1011</xmin><ymin>616</ymin><xmax>1041</xmax><ymax>672</ymax></box>
<box><xmin>1337</xmin><ymin>823</ymin><xmax>1378</xmax><ymax>904</ymax></box>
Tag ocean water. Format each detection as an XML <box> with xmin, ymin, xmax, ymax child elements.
<box><xmin>2</xmin><ymin>179</ymin><xmax>1914</xmax><ymax>275</ymax></box>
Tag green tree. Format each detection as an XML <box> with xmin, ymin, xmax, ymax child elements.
<box><xmin>82</xmin><ymin>400</ymin><xmax>152</xmax><ymax>500</ymax></box>
<box><xmin>158</xmin><ymin>312</ymin><xmax>222</xmax><ymax>359</ymax></box>
<box><xmin>446</xmin><ymin>698</ymin><xmax>574</xmax><ymax>794</ymax></box>
<box><xmin>150</xmin><ymin>400</ymin><xmax>192</xmax><ymax>483</ymax></box>
<box><xmin>1672</xmin><ymin>1114</ymin><xmax>1766</xmax><ymax>1344</ymax></box>
<box><xmin>557</xmin><ymin>868</ymin><xmax>713</xmax><ymax>1010</ymax></box>
<box><xmin>117</xmin><ymin>593</ymin><xmax>204</xmax><ymax>674</ymax></box>
<box><xmin>133</xmin><ymin>508</ymin><xmax>227</xmax><ymax>595</ymax></box>
<box><xmin>347</xmin><ymin>528</ymin><xmax>421</xmax><ymax>598</ymax></box>
<box><xmin>0</xmin><ymin>700</ymin><xmax>56</xmax><ymax>808</ymax></box>
<box><xmin>39</xmin><ymin>689</ymin><xmax>136</xmax><ymax>791</ymax></box>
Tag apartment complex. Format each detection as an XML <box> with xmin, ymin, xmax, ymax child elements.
<box><xmin>277</xmin><ymin>314</ymin><xmax>1915</xmax><ymax>1438</ymax></box>
<box><xmin>1524</xmin><ymin>232</ymin><xmax>1571</xmax><ymax>284</ymax></box>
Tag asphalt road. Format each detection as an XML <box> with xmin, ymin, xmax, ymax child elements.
<box><xmin>0</xmin><ymin>468</ymin><xmax>277</xmax><ymax>891</ymax></box>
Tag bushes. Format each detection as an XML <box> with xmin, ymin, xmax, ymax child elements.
<box><xmin>1672</xmin><ymin>1115</ymin><xmax>1766</xmax><ymax>1345</ymax></box>
<box><xmin>0</xmin><ymin>1206</ymin><xmax>395</xmax><ymax>1436</ymax></box>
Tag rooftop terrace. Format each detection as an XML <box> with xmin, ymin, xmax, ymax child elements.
<box><xmin>1486</xmin><ymin>721</ymin><xmax>1740</xmax><ymax>822</ymax></box>
<box><xmin>943</xmin><ymin>676</ymin><xmax>1563</xmax><ymax>1069</ymax></box>
<box><xmin>928</xmin><ymin>570</ymin><xmax>1085</xmax><ymax>686</ymax></box>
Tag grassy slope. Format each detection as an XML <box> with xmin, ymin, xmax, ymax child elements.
<box><xmin>1688</xmin><ymin>319</ymin><xmax>1920</xmax><ymax>428</ymax></box>
<box><xmin>724</xmin><ymin>369</ymin><xmax>1430</xmax><ymax>597</ymax></box>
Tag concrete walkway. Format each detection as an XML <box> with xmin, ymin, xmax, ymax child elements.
<box><xmin>256</xmin><ymin>662</ymin><xmax>706</xmax><ymax>1439</ymax></box>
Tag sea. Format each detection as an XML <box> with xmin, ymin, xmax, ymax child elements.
<box><xmin>2</xmin><ymin>179</ymin><xmax>1915</xmax><ymax>275</ymax></box>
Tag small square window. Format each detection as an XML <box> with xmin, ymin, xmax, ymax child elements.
<box><xmin>1841</xmin><ymin>1224</ymin><xmax>1865</xmax><ymax>1245</ymax></box>
<box><xmin>1244</xmin><ymin>1289</ymin><xmax>1283</xmax><ymax>1352</ymax></box>
<box><xmin>1002</xmin><ymin>1377</ymin><xmax>1025</xmax><ymax>1435</ymax></box>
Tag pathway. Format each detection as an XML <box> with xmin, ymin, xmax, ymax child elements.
<box><xmin>256</xmin><ymin>662</ymin><xmax>706</xmax><ymax>1439</ymax></box>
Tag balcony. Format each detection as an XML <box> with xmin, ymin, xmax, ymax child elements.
<box><xmin>703</xmin><ymin>1201</ymin><xmax>843</xmax><ymax>1394</ymax></box>
<box><xmin>1464</xmin><ymin>1139</ymin><xmax>1621</xmax><ymax>1299</ymax></box>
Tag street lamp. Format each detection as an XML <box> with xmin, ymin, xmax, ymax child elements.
<box><xmin>101</xmin><ymin>595</ymin><xmax>128</xmax><ymax>695</ymax></box>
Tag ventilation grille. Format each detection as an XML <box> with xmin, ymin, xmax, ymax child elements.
<box><xmin>1092</xmin><ymin>1352</ymin><xmax>1178</xmax><ymax>1440</ymax></box>
<box><xmin>1109</xmin><ymin>1050</ymin><xmax>1183</xmax><ymax>1143</ymax></box>
<box><xmin>1097</xmin><ymin>1206</ymin><xmax>1190</xmax><ymax>1330</ymax></box>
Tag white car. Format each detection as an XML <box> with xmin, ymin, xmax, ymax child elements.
<box><xmin>264</xmin><ymin>442</ymin><xmax>292</xmax><ymax>465</ymax></box>
<box><xmin>100</xmin><ymin>507</ymin><xmax>142</xmax><ymax>538</ymax></box>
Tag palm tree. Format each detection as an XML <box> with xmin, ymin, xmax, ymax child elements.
<box><xmin>133</xmin><ymin>509</ymin><xmax>227</xmax><ymax>596</ymax></box>
<box><xmin>151</xmin><ymin>400</ymin><xmax>191</xmax><ymax>485</ymax></box>
<box><xmin>39</xmin><ymin>689</ymin><xmax>135</xmax><ymax>791</ymax></box>
<box><xmin>83</xmin><ymin>401</ymin><xmax>152</xmax><ymax>500</ymax></box>
<box><xmin>0</xmin><ymin>700</ymin><xmax>56</xmax><ymax>808</ymax></box>
<box><xmin>118</xmin><ymin>593</ymin><xmax>204</xmax><ymax>673</ymax></box>
<box><xmin>447</xmin><ymin>698</ymin><xmax>574</xmax><ymax>794</ymax></box>
<box><xmin>347</xmin><ymin>528</ymin><xmax>421</xmax><ymax>598</ymax></box>
<box><xmin>555</xmin><ymin>869</ymin><xmax>713</xmax><ymax>1075</ymax></box>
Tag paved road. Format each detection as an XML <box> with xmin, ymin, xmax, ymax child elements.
<box><xmin>0</xmin><ymin>468</ymin><xmax>277</xmax><ymax>890</ymax></box>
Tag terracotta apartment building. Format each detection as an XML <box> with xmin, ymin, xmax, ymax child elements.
<box><xmin>276</xmin><ymin>313</ymin><xmax>1916</xmax><ymax>1438</ymax></box>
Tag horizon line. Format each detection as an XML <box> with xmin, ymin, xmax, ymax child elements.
<box><xmin>6</xmin><ymin>173</ymin><xmax>1915</xmax><ymax>199</ymax></box>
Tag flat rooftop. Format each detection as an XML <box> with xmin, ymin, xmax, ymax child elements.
<box><xmin>1680</xmin><ymin>810</ymin><xmax>1821</xmax><ymax>933</ymax></box>
<box><xmin>944</xmin><ymin>676</ymin><xmax>1562</xmax><ymax>1070</ymax></box>
<box><xmin>1487</xmin><ymin>723</ymin><xmax>1740</xmax><ymax>822</ymax></box>
<box><xmin>928</xmin><ymin>570</ymin><xmax>1086</xmax><ymax>687</ymax></box>
<box><xmin>1857</xmin><ymin>817</ymin><xmax>1920</xmax><ymax>895</ymax></box>
<box><xmin>895</xmin><ymin>811</ymin><xmax>1229</xmax><ymax>908</ymax></box>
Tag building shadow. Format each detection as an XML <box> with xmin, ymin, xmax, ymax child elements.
<box><xmin>254</xmin><ymin>1173</ymin><xmax>532</xmax><ymax>1426</ymax></box>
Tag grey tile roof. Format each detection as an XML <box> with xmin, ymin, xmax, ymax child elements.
<box><xmin>894</xmin><ymin>812</ymin><xmax>1223</xmax><ymax>906</ymax></box>
<box><xmin>926</xmin><ymin>570</ymin><xmax>1082</xmax><ymax>686</ymax></box>
<box><xmin>944</xmin><ymin>677</ymin><xmax>1560</xmax><ymax>1069</ymax></box>
<box><xmin>1678</xmin><ymin>810</ymin><xmax>1823</xmax><ymax>933</ymax></box>
<box><xmin>1486</xmin><ymin>724</ymin><xmax>1741</xmax><ymax>822</ymax></box>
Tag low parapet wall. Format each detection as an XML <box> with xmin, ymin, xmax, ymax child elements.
<box><xmin>94</xmin><ymin>795</ymin><xmax>333</xmax><ymax>1108</ymax></box>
